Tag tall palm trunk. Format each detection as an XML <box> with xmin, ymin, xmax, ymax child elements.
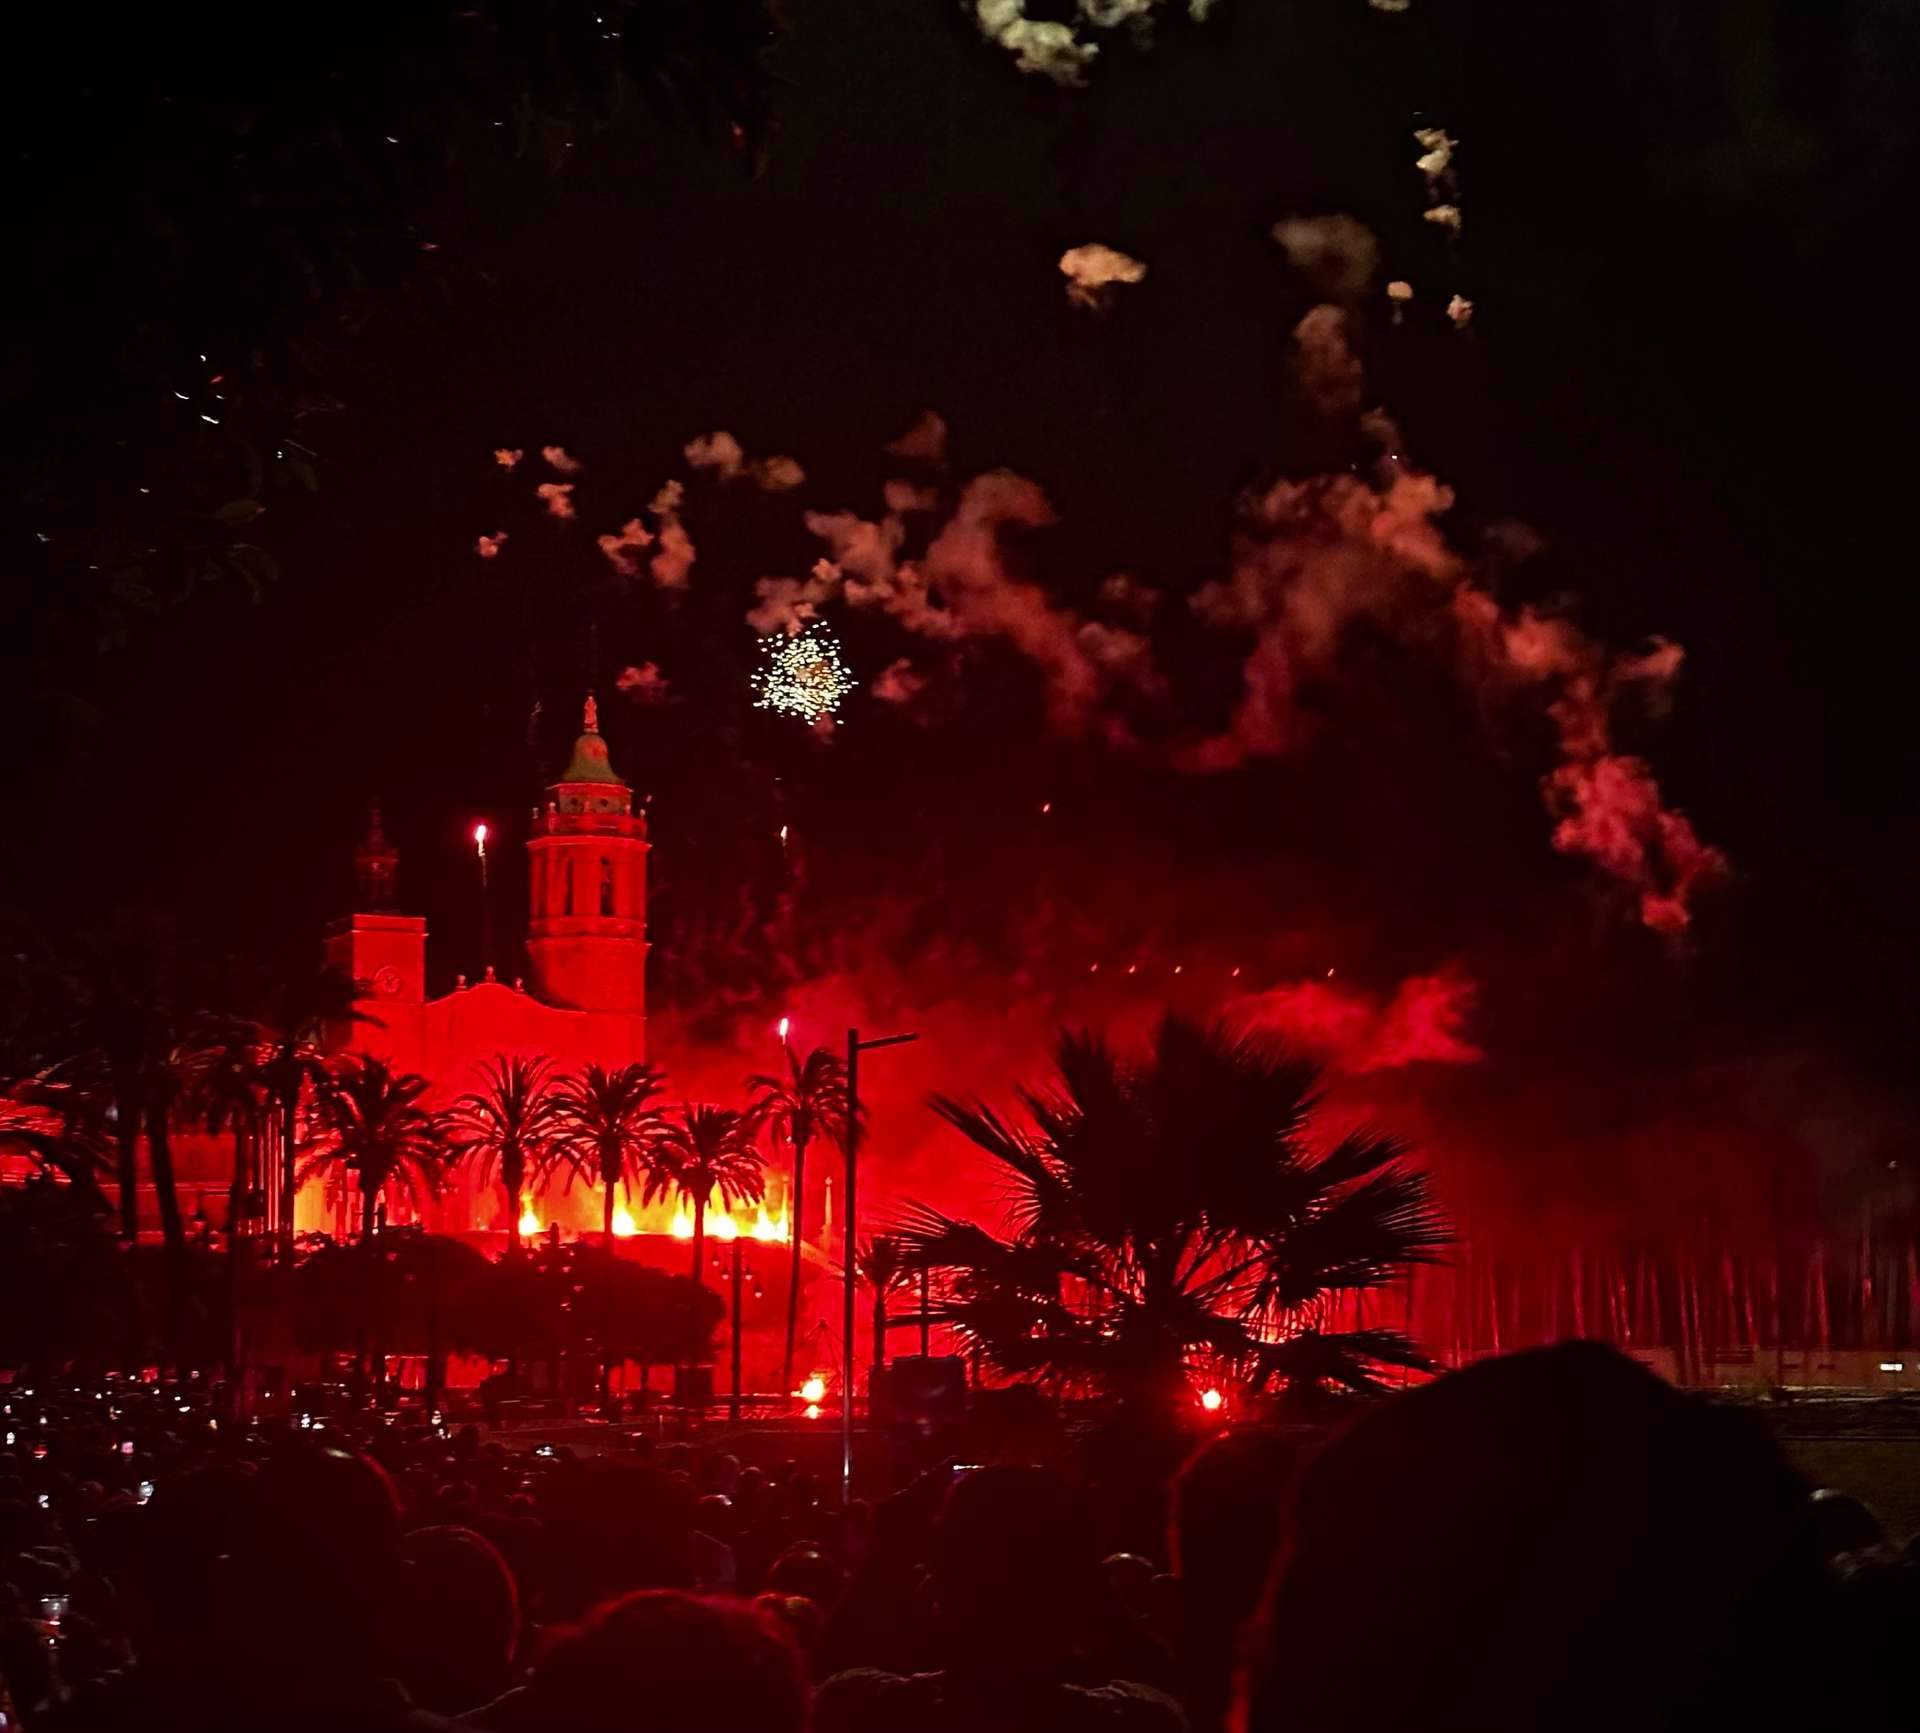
<box><xmin>145</xmin><ymin>1096</ymin><xmax>186</xmax><ymax>1259</ymax></box>
<box><xmin>360</xmin><ymin>1176</ymin><xmax>378</xmax><ymax>1243</ymax></box>
<box><xmin>280</xmin><ymin>1087</ymin><xmax>300</xmax><ymax>1258</ymax></box>
<box><xmin>603</xmin><ymin>1168</ymin><xmax>616</xmax><ymax>1247</ymax></box>
<box><xmin>691</xmin><ymin>1190</ymin><xmax>706</xmax><ymax>1287</ymax></box>
<box><xmin>783</xmin><ymin>1129</ymin><xmax>808</xmax><ymax>1395</ymax></box>
<box><xmin>228</xmin><ymin>1122</ymin><xmax>249</xmax><ymax>1238</ymax></box>
<box><xmin>505</xmin><ymin>1150</ymin><xmax>524</xmax><ymax>1255</ymax></box>
<box><xmin>113</xmin><ymin>1067</ymin><xmax>141</xmax><ymax>1242</ymax></box>
<box><xmin>872</xmin><ymin>1288</ymin><xmax>889</xmax><ymax>1373</ymax></box>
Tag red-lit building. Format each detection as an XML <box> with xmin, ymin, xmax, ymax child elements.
<box><xmin>301</xmin><ymin>696</ymin><xmax>666</xmax><ymax>1239</ymax></box>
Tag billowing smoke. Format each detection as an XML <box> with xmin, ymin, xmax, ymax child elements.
<box><xmin>686</xmin><ymin>429</ymin><xmax>808</xmax><ymax>491</ymax></box>
<box><xmin>685</xmin><ymin>429</ymin><xmax>745</xmax><ymax>478</ymax></box>
<box><xmin>969</xmin><ymin>0</ymin><xmax>1216</xmax><ymax>87</ymax></box>
<box><xmin>1232</xmin><ymin>965</ymin><xmax>1483</xmax><ymax>1070</ymax></box>
<box><xmin>1289</xmin><ymin>303</ymin><xmax>1367</xmax><ymax>415</ymax></box>
<box><xmin>1271</xmin><ymin>214</ymin><xmax>1379</xmax><ymax>303</ymax></box>
<box><xmin>648</xmin><ymin>480</ymin><xmax>696</xmax><ymax>590</ymax></box>
<box><xmin>596</xmin><ymin>517</ymin><xmax>654</xmax><ymax>579</ymax></box>
<box><xmin>614</xmin><ymin>662</ymin><xmax>672</xmax><ymax>704</ymax></box>
<box><xmin>871</xmin><ymin>657</ymin><xmax>929</xmax><ymax>705</ymax></box>
<box><xmin>886</xmin><ymin>410</ymin><xmax>949</xmax><ymax>466</ymax></box>
<box><xmin>1059</xmin><ymin>242</ymin><xmax>1149</xmax><ymax>310</ymax></box>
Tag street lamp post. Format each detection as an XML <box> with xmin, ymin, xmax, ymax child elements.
<box><xmin>730</xmin><ymin>1237</ymin><xmax>745</xmax><ymax>1424</ymax></box>
<box><xmin>843</xmin><ymin>1027</ymin><xmax>918</xmax><ymax>1504</ymax></box>
<box><xmin>473</xmin><ymin>823</ymin><xmax>493</xmax><ymax>973</ymax></box>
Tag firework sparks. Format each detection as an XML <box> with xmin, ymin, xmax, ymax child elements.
<box><xmin>753</xmin><ymin>625</ymin><xmax>857</xmax><ymax>725</ymax></box>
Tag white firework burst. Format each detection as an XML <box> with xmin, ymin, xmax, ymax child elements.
<box><xmin>753</xmin><ymin>625</ymin><xmax>857</xmax><ymax>725</ymax></box>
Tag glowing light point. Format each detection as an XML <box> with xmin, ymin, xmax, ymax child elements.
<box><xmin>753</xmin><ymin>624</ymin><xmax>857</xmax><ymax>725</ymax></box>
<box><xmin>778</xmin><ymin>1016</ymin><xmax>791</xmax><ymax>1042</ymax></box>
<box><xmin>517</xmin><ymin>1200</ymin><xmax>541</xmax><ymax>1237</ymax></box>
<box><xmin>798</xmin><ymin>1374</ymin><xmax>828</xmax><ymax>1405</ymax></box>
<box><xmin>1199</xmin><ymin>1387</ymin><xmax>1225</xmax><ymax>1413</ymax></box>
<box><xmin>611</xmin><ymin>1203</ymin><xmax>639</xmax><ymax>1238</ymax></box>
<box><xmin>473</xmin><ymin>822</ymin><xmax>489</xmax><ymax>857</ymax></box>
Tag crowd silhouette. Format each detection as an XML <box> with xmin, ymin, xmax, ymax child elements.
<box><xmin>2</xmin><ymin>1344</ymin><xmax>1916</xmax><ymax>1731</ymax></box>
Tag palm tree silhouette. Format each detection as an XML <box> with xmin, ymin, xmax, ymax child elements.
<box><xmin>448</xmin><ymin>1054</ymin><xmax>561</xmax><ymax>1252</ymax></box>
<box><xmin>301</xmin><ymin>1054</ymin><xmax>449</xmax><ymax>1242</ymax></box>
<box><xmin>548</xmin><ymin>1062</ymin><xmax>668</xmax><ymax>1247</ymax></box>
<box><xmin>748</xmin><ymin>1045</ymin><xmax>854</xmax><ymax>1394</ymax></box>
<box><xmin>857</xmin><ymin>1234</ymin><xmax>913</xmax><ymax>1375</ymax></box>
<box><xmin>258</xmin><ymin>965</ymin><xmax>364</xmax><ymax>1258</ymax></box>
<box><xmin>179</xmin><ymin>1016</ymin><xmax>268</xmax><ymax>1240</ymax></box>
<box><xmin>897</xmin><ymin>1016</ymin><xmax>1449</xmax><ymax>1408</ymax></box>
<box><xmin>0</xmin><ymin>1070</ymin><xmax>114</xmax><ymax>1204</ymax></box>
<box><xmin>648</xmin><ymin>1104</ymin><xmax>766</xmax><ymax>1288</ymax></box>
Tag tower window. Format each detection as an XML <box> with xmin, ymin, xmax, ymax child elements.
<box><xmin>563</xmin><ymin>861</ymin><xmax>574</xmax><ymax>917</ymax></box>
<box><xmin>600</xmin><ymin>858</ymin><xmax>616</xmax><ymax>916</ymax></box>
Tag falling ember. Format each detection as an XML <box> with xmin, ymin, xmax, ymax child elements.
<box><xmin>517</xmin><ymin>1200</ymin><xmax>541</xmax><ymax>1237</ymax></box>
<box><xmin>798</xmin><ymin>1373</ymin><xmax>828</xmax><ymax>1404</ymax></box>
<box><xmin>753</xmin><ymin>624</ymin><xmax>857</xmax><ymax>725</ymax></box>
<box><xmin>611</xmin><ymin>1204</ymin><xmax>639</xmax><ymax>1238</ymax></box>
<box><xmin>1198</xmin><ymin>1387</ymin><xmax>1225</xmax><ymax>1413</ymax></box>
<box><xmin>473</xmin><ymin>822</ymin><xmax>489</xmax><ymax>855</ymax></box>
<box><xmin>777</xmin><ymin>1016</ymin><xmax>791</xmax><ymax>1042</ymax></box>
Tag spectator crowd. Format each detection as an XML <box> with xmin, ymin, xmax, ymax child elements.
<box><xmin>4</xmin><ymin>1343</ymin><xmax>1919</xmax><ymax>1731</ymax></box>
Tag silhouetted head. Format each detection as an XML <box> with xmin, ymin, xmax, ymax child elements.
<box><xmin>395</xmin><ymin>1524</ymin><xmax>521</xmax><ymax>1714</ymax></box>
<box><xmin>766</xmin><ymin>1544</ymin><xmax>847</xmax><ymax>1611</ymax></box>
<box><xmin>1808</xmin><ymin>1486</ymin><xmax>1884</xmax><ymax>1560</ymax></box>
<box><xmin>933</xmin><ymin>1464</ymin><xmax>1099</xmax><ymax>1662</ymax></box>
<box><xmin>217</xmin><ymin>1445</ymin><xmax>406</xmax><ymax>1691</ymax></box>
<box><xmin>1243</xmin><ymin>1343</ymin><xmax>1828</xmax><ymax>1733</ymax></box>
<box><xmin>1172</xmin><ymin>1428</ymin><xmax>1300</xmax><ymax>1629</ymax></box>
<box><xmin>529</xmin><ymin>1589</ymin><xmax>807</xmax><ymax>1733</ymax></box>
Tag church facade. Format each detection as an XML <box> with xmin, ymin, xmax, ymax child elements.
<box><xmin>298</xmin><ymin>697</ymin><xmax>669</xmax><ymax>1240</ymax></box>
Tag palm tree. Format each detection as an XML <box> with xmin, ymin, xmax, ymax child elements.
<box><xmin>857</xmin><ymin>1235</ymin><xmax>913</xmax><ymax>1375</ymax></box>
<box><xmin>0</xmin><ymin>1070</ymin><xmax>114</xmax><ymax>1205</ymax></box>
<box><xmin>748</xmin><ymin>1045</ymin><xmax>855</xmax><ymax>1395</ymax></box>
<box><xmin>55</xmin><ymin>912</ymin><xmax>197</xmax><ymax>1256</ymax></box>
<box><xmin>179</xmin><ymin>1017</ymin><xmax>269</xmax><ymax>1240</ymax></box>
<box><xmin>897</xmin><ymin>1016</ymin><xmax>1449</xmax><ymax>1409</ymax></box>
<box><xmin>548</xmin><ymin>1062</ymin><xmax>668</xmax><ymax>1246</ymax></box>
<box><xmin>448</xmin><ymin>1055</ymin><xmax>561</xmax><ymax>1252</ymax></box>
<box><xmin>259</xmin><ymin>965</ymin><xmax>364</xmax><ymax>1258</ymax></box>
<box><xmin>647</xmin><ymin>1104</ymin><xmax>766</xmax><ymax>1288</ymax></box>
<box><xmin>300</xmin><ymin>1055</ymin><xmax>450</xmax><ymax>1242</ymax></box>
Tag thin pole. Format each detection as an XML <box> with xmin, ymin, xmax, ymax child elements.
<box><xmin>840</xmin><ymin>1028</ymin><xmax>918</xmax><ymax>1505</ymax></box>
<box><xmin>920</xmin><ymin>1266</ymin><xmax>931</xmax><ymax>1358</ymax></box>
<box><xmin>843</xmin><ymin>1028</ymin><xmax>859</xmax><ymax>1502</ymax></box>
<box><xmin>730</xmin><ymin>1237</ymin><xmax>744</xmax><ymax>1424</ymax></box>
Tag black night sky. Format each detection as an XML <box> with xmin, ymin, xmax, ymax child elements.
<box><xmin>6</xmin><ymin>0</ymin><xmax>1919</xmax><ymax>1223</ymax></box>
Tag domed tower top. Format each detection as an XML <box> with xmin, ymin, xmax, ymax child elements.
<box><xmin>553</xmin><ymin>694</ymin><xmax>630</xmax><ymax>806</ymax></box>
<box><xmin>525</xmin><ymin>693</ymin><xmax>648</xmax><ymax>1016</ymax></box>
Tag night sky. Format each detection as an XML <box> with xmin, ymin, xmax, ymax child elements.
<box><xmin>7</xmin><ymin>1</ymin><xmax>1919</xmax><ymax>1226</ymax></box>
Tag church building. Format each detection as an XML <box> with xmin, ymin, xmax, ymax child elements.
<box><xmin>299</xmin><ymin>696</ymin><xmax>662</xmax><ymax>1239</ymax></box>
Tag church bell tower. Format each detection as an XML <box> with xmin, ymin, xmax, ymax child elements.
<box><xmin>525</xmin><ymin>696</ymin><xmax>649</xmax><ymax>1017</ymax></box>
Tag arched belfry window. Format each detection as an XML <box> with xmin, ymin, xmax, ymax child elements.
<box><xmin>563</xmin><ymin>860</ymin><xmax>575</xmax><ymax>917</ymax></box>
